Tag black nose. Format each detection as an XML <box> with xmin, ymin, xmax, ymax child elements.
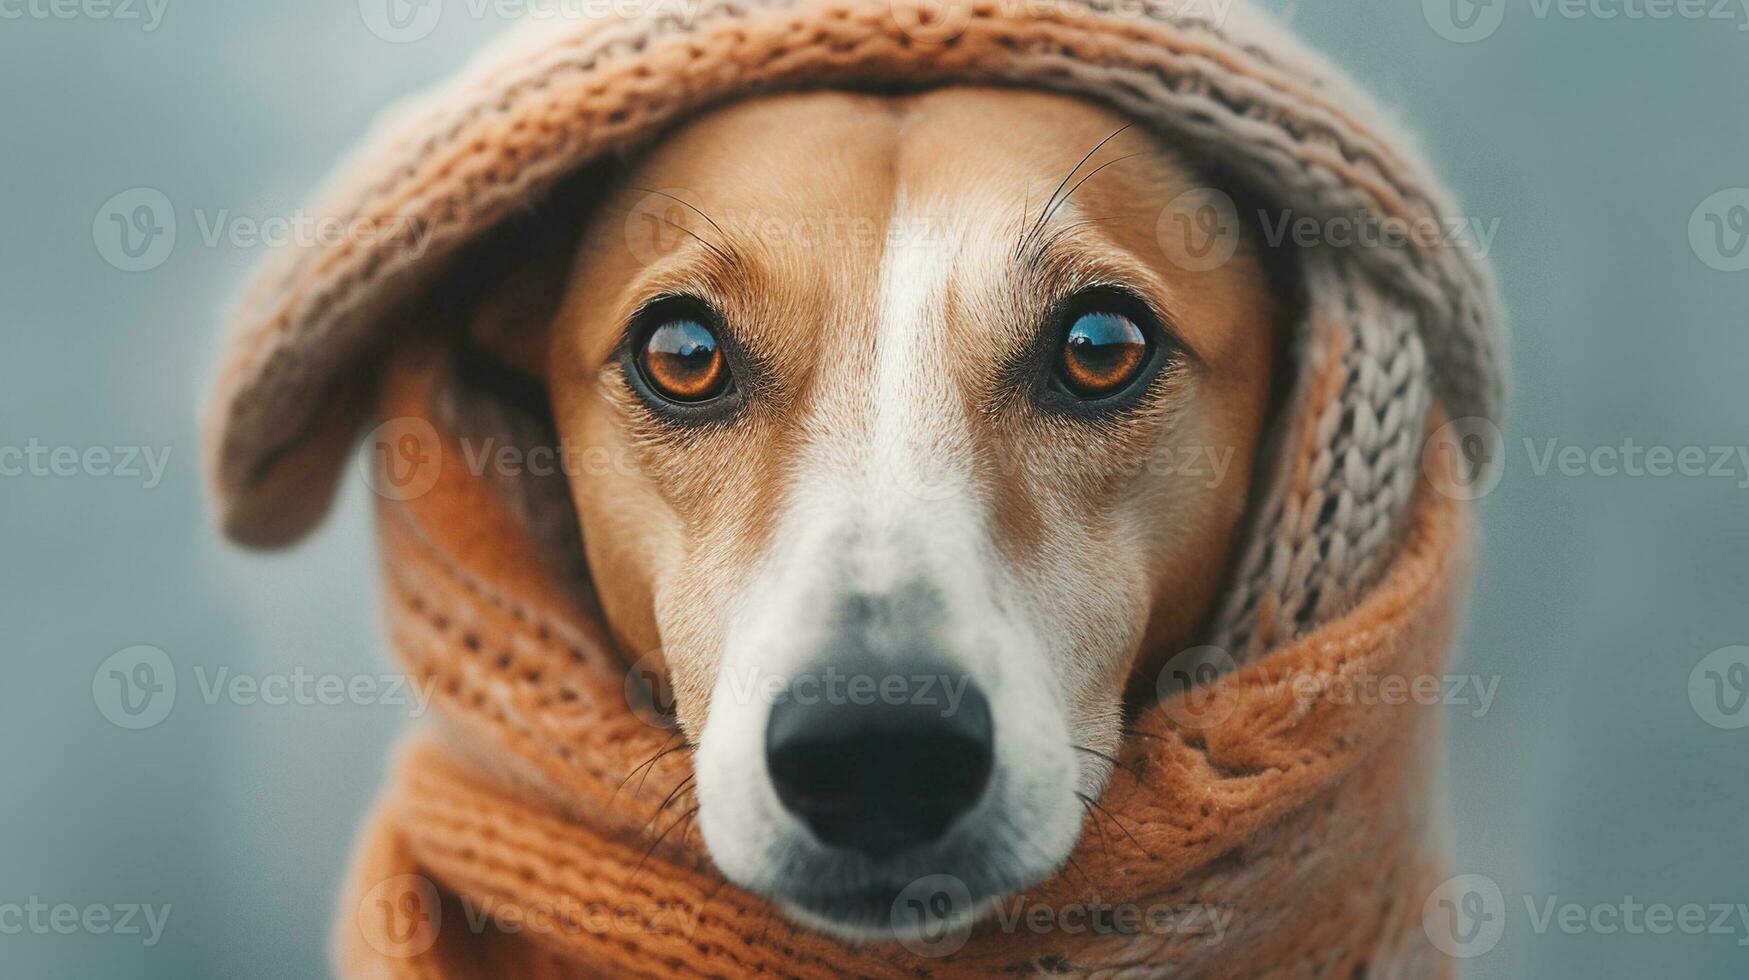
<box><xmin>765</xmin><ymin>663</ymin><xmax>993</xmax><ymax>857</ymax></box>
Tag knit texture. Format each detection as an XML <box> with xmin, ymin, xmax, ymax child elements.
<box><xmin>198</xmin><ymin>1</ymin><xmax>1508</xmax><ymax>974</ymax></box>
<box><xmin>202</xmin><ymin>0</ymin><xmax>1504</xmax><ymax>652</ymax></box>
<box><xmin>335</xmin><ymin>348</ymin><xmax>1470</xmax><ymax>978</ymax></box>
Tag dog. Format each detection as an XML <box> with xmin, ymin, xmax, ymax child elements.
<box><xmin>426</xmin><ymin>85</ymin><xmax>1286</xmax><ymax>939</ymax></box>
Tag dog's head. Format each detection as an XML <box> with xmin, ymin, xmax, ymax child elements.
<box><xmin>456</xmin><ymin>87</ymin><xmax>1285</xmax><ymax>936</ymax></box>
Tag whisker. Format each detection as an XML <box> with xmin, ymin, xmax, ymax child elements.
<box><xmin>1071</xmin><ymin>744</ymin><xmax>1124</xmax><ymax>769</ymax></box>
<box><xmin>1076</xmin><ymin>792</ymin><xmax>1152</xmax><ymax>859</ymax></box>
<box><xmin>1073</xmin><ymin>743</ymin><xmax>1152</xmax><ymax>789</ymax></box>
<box><xmin>658</xmin><ymin>214</ymin><xmax>736</xmax><ymax>267</ymax></box>
<box><xmin>627</xmin><ymin>185</ymin><xmax>741</xmax><ymax>267</ymax></box>
<box><xmin>1032</xmin><ymin>152</ymin><xmax>1146</xmax><ymax>244</ymax></box>
<box><xmin>1061</xmin><ymin>850</ymin><xmax>1092</xmax><ymax>889</ymax></box>
<box><xmin>678</xmin><ymin>807</ymin><xmax>702</xmax><ymax>849</ymax></box>
<box><xmin>650</xmin><ymin>773</ymin><xmax>697</xmax><ymax>823</ymax></box>
<box><xmin>635</xmin><ymin>803</ymin><xmax>701</xmax><ymax>880</ymax></box>
<box><xmin>615</xmin><ymin>732</ymin><xmax>687</xmax><ymax>800</ymax></box>
<box><xmin>629</xmin><ymin>186</ymin><xmax>732</xmax><ymax>244</ymax></box>
<box><xmin>1075</xmin><ymin>793</ymin><xmax>1112</xmax><ymax>851</ymax></box>
<box><xmin>1017</xmin><ymin>123</ymin><xmax>1134</xmax><ymax>258</ymax></box>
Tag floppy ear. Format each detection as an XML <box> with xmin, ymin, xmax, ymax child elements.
<box><xmin>424</xmin><ymin>184</ymin><xmax>596</xmax><ymax>590</ymax></box>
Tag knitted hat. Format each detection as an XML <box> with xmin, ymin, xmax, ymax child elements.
<box><xmin>204</xmin><ymin>0</ymin><xmax>1503</xmax><ymax>653</ymax></box>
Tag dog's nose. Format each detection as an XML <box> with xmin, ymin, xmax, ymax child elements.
<box><xmin>765</xmin><ymin>663</ymin><xmax>993</xmax><ymax>857</ymax></box>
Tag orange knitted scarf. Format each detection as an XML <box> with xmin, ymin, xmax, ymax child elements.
<box><xmin>195</xmin><ymin>2</ymin><xmax>1504</xmax><ymax>974</ymax></box>
<box><xmin>330</xmin><ymin>352</ymin><xmax>1471</xmax><ymax>979</ymax></box>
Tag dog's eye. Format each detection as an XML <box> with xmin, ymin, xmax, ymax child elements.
<box><xmin>1055</xmin><ymin>309</ymin><xmax>1150</xmax><ymax>399</ymax></box>
<box><xmin>636</xmin><ymin>314</ymin><xmax>729</xmax><ymax>403</ymax></box>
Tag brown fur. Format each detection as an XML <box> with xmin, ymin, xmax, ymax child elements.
<box><xmin>469</xmin><ymin>87</ymin><xmax>1279</xmax><ymax>739</ymax></box>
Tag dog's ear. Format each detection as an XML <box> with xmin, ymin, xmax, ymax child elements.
<box><xmin>425</xmin><ymin>181</ymin><xmax>596</xmax><ymax>591</ymax></box>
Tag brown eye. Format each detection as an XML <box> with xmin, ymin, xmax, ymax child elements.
<box><xmin>637</xmin><ymin>316</ymin><xmax>728</xmax><ymax>403</ymax></box>
<box><xmin>1056</xmin><ymin>310</ymin><xmax>1149</xmax><ymax>398</ymax></box>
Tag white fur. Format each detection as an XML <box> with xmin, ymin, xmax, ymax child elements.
<box><xmin>695</xmin><ymin>198</ymin><xmax>1086</xmax><ymax>938</ymax></box>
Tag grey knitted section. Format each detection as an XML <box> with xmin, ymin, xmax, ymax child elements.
<box><xmin>1209</xmin><ymin>255</ymin><xmax>1432</xmax><ymax>659</ymax></box>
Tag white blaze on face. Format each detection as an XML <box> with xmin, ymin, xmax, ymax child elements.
<box><xmin>694</xmin><ymin>196</ymin><xmax>1084</xmax><ymax>906</ymax></box>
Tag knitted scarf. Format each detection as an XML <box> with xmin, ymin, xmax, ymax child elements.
<box><xmin>201</xmin><ymin>0</ymin><xmax>1505</xmax><ymax>976</ymax></box>
<box><xmin>334</xmin><ymin>346</ymin><xmax>1471</xmax><ymax>979</ymax></box>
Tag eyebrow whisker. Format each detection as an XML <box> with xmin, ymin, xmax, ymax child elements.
<box><xmin>627</xmin><ymin>186</ymin><xmax>743</xmax><ymax>268</ymax></box>
<box><xmin>656</xmin><ymin>215</ymin><xmax>737</xmax><ymax>268</ymax></box>
<box><xmin>1033</xmin><ymin>152</ymin><xmax>1145</xmax><ymax>238</ymax></box>
<box><xmin>1015</xmin><ymin>123</ymin><xmax>1134</xmax><ymax>259</ymax></box>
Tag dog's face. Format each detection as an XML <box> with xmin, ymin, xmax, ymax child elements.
<box><xmin>536</xmin><ymin>88</ymin><xmax>1280</xmax><ymax>935</ymax></box>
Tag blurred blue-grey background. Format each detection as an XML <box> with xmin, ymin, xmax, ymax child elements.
<box><xmin>2</xmin><ymin>1</ymin><xmax>1746</xmax><ymax>976</ymax></box>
